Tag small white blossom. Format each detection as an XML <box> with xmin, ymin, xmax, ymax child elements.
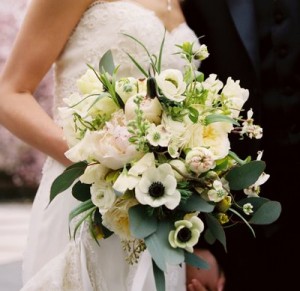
<box><xmin>91</xmin><ymin>182</ymin><xmax>116</xmax><ymax>214</ymax></box>
<box><xmin>243</xmin><ymin>203</ymin><xmax>254</xmax><ymax>215</ymax></box>
<box><xmin>195</xmin><ymin>44</ymin><xmax>210</xmax><ymax>61</ymax></box>
<box><xmin>207</xmin><ymin>180</ymin><xmax>228</xmax><ymax>202</ymax></box>
<box><xmin>146</xmin><ymin>124</ymin><xmax>171</xmax><ymax>147</ymax></box>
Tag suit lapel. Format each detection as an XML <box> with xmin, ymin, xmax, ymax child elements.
<box><xmin>226</xmin><ymin>0</ymin><xmax>259</xmax><ymax>75</ymax></box>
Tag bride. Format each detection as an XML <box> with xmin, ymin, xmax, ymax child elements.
<box><xmin>0</xmin><ymin>0</ymin><xmax>223</xmax><ymax>290</ymax></box>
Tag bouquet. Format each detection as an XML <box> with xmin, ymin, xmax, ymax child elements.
<box><xmin>50</xmin><ymin>35</ymin><xmax>281</xmax><ymax>290</ymax></box>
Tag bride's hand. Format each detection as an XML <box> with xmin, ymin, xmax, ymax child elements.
<box><xmin>186</xmin><ymin>249</ymin><xmax>225</xmax><ymax>291</ymax></box>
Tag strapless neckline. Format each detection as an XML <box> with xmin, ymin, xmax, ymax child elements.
<box><xmin>88</xmin><ymin>0</ymin><xmax>187</xmax><ymax>34</ymax></box>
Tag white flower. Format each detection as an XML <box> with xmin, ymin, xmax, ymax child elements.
<box><xmin>207</xmin><ymin>180</ymin><xmax>228</xmax><ymax>202</ymax></box>
<box><xmin>185</xmin><ymin>147</ymin><xmax>216</xmax><ymax>175</ymax></box>
<box><xmin>241</xmin><ymin>109</ymin><xmax>263</xmax><ymax>139</ymax></box>
<box><xmin>222</xmin><ymin>77</ymin><xmax>249</xmax><ymax>118</ymax></box>
<box><xmin>113</xmin><ymin>153</ymin><xmax>155</xmax><ymax>193</ymax></box>
<box><xmin>125</xmin><ymin>94</ymin><xmax>163</xmax><ymax>124</ymax></box>
<box><xmin>168</xmin><ymin>215</ymin><xmax>204</xmax><ymax>253</ymax></box>
<box><xmin>156</xmin><ymin>69</ymin><xmax>186</xmax><ymax>102</ymax></box>
<box><xmin>90</xmin><ymin>181</ymin><xmax>116</xmax><ymax>214</ymax></box>
<box><xmin>102</xmin><ymin>197</ymin><xmax>138</xmax><ymax>240</ymax></box>
<box><xmin>195</xmin><ymin>44</ymin><xmax>209</xmax><ymax>61</ymax></box>
<box><xmin>115</xmin><ymin>77</ymin><xmax>138</xmax><ymax>103</ymax></box>
<box><xmin>135</xmin><ymin>163</ymin><xmax>181</xmax><ymax>209</ymax></box>
<box><xmin>80</xmin><ymin>164</ymin><xmax>109</xmax><ymax>184</ymax></box>
<box><xmin>77</xmin><ymin>69</ymin><xmax>104</xmax><ymax>95</ymax></box>
<box><xmin>146</xmin><ymin>124</ymin><xmax>171</xmax><ymax>147</ymax></box>
<box><xmin>243</xmin><ymin>203</ymin><xmax>254</xmax><ymax>215</ymax></box>
<box><xmin>243</xmin><ymin>172</ymin><xmax>270</xmax><ymax>196</ymax></box>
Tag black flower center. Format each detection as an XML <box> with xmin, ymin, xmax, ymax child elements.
<box><xmin>148</xmin><ymin>182</ymin><xmax>165</xmax><ymax>198</ymax></box>
<box><xmin>177</xmin><ymin>227</ymin><xmax>192</xmax><ymax>243</ymax></box>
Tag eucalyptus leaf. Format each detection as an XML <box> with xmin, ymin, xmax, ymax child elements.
<box><xmin>225</xmin><ymin>160</ymin><xmax>266</xmax><ymax>190</ymax></box>
<box><xmin>185</xmin><ymin>251</ymin><xmax>210</xmax><ymax>269</ymax></box>
<box><xmin>249</xmin><ymin>201</ymin><xmax>282</xmax><ymax>225</ymax></box>
<box><xmin>205</xmin><ymin>114</ymin><xmax>239</xmax><ymax>126</ymax></box>
<box><xmin>50</xmin><ymin>162</ymin><xmax>87</xmax><ymax>203</ymax></box>
<box><xmin>204</xmin><ymin>228</ymin><xmax>216</xmax><ymax>245</ymax></box>
<box><xmin>99</xmin><ymin>50</ymin><xmax>115</xmax><ymax>75</ymax></box>
<box><xmin>72</xmin><ymin>181</ymin><xmax>91</xmax><ymax>202</ymax></box>
<box><xmin>152</xmin><ymin>260</ymin><xmax>166</xmax><ymax>291</ymax></box>
<box><xmin>145</xmin><ymin>221</ymin><xmax>184</xmax><ymax>271</ymax></box>
<box><xmin>129</xmin><ymin>205</ymin><xmax>158</xmax><ymax>239</ymax></box>
<box><xmin>179</xmin><ymin>194</ymin><xmax>215</xmax><ymax>213</ymax></box>
<box><xmin>237</xmin><ymin>197</ymin><xmax>269</xmax><ymax>211</ymax></box>
<box><xmin>205</xmin><ymin>213</ymin><xmax>227</xmax><ymax>252</ymax></box>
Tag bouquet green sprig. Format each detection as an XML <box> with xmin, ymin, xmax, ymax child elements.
<box><xmin>50</xmin><ymin>35</ymin><xmax>281</xmax><ymax>291</ymax></box>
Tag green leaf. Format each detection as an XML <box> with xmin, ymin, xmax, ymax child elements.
<box><xmin>152</xmin><ymin>260</ymin><xmax>166</xmax><ymax>291</ymax></box>
<box><xmin>205</xmin><ymin>213</ymin><xmax>227</xmax><ymax>252</ymax></box>
<box><xmin>204</xmin><ymin>228</ymin><xmax>216</xmax><ymax>245</ymax></box>
<box><xmin>228</xmin><ymin>151</ymin><xmax>248</xmax><ymax>166</ymax></box>
<box><xmin>225</xmin><ymin>160</ymin><xmax>266</xmax><ymax>190</ymax></box>
<box><xmin>72</xmin><ymin>206</ymin><xmax>96</xmax><ymax>239</ymax></box>
<box><xmin>185</xmin><ymin>251</ymin><xmax>210</xmax><ymax>269</ymax></box>
<box><xmin>179</xmin><ymin>194</ymin><xmax>215</xmax><ymax>213</ymax></box>
<box><xmin>72</xmin><ymin>181</ymin><xmax>91</xmax><ymax>202</ymax></box>
<box><xmin>237</xmin><ymin>197</ymin><xmax>269</xmax><ymax>210</ymax></box>
<box><xmin>145</xmin><ymin>221</ymin><xmax>184</xmax><ymax>271</ymax></box>
<box><xmin>188</xmin><ymin>106</ymin><xmax>199</xmax><ymax>123</ymax></box>
<box><xmin>69</xmin><ymin>199</ymin><xmax>95</xmax><ymax>223</ymax></box>
<box><xmin>129</xmin><ymin>205</ymin><xmax>158</xmax><ymax>239</ymax></box>
<box><xmin>157</xmin><ymin>31</ymin><xmax>166</xmax><ymax>74</ymax></box>
<box><xmin>50</xmin><ymin>162</ymin><xmax>87</xmax><ymax>203</ymax></box>
<box><xmin>205</xmin><ymin>114</ymin><xmax>239</xmax><ymax>126</ymax></box>
<box><xmin>249</xmin><ymin>201</ymin><xmax>282</xmax><ymax>225</ymax></box>
<box><xmin>99</xmin><ymin>50</ymin><xmax>115</xmax><ymax>75</ymax></box>
<box><xmin>124</xmin><ymin>52</ymin><xmax>149</xmax><ymax>77</ymax></box>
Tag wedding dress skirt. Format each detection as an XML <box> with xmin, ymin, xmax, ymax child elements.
<box><xmin>21</xmin><ymin>1</ymin><xmax>200</xmax><ymax>290</ymax></box>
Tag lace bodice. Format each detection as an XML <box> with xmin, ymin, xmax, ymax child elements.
<box><xmin>53</xmin><ymin>0</ymin><xmax>200</xmax><ymax>121</ymax></box>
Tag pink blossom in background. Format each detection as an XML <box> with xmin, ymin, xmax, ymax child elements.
<box><xmin>0</xmin><ymin>1</ymin><xmax>54</xmax><ymax>187</ymax></box>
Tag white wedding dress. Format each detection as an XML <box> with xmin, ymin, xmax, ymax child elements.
<box><xmin>21</xmin><ymin>1</ymin><xmax>200</xmax><ymax>290</ymax></box>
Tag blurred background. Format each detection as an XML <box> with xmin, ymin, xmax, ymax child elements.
<box><xmin>0</xmin><ymin>1</ymin><xmax>53</xmax><ymax>290</ymax></box>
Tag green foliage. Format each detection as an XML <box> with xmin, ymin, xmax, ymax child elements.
<box><xmin>249</xmin><ymin>201</ymin><xmax>281</xmax><ymax>225</ymax></box>
<box><xmin>72</xmin><ymin>181</ymin><xmax>91</xmax><ymax>202</ymax></box>
<box><xmin>185</xmin><ymin>251</ymin><xmax>209</xmax><ymax>269</ymax></box>
<box><xmin>179</xmin><ymin>194</ymin><xmax>215</xmax><ymax>213</ymax></box>
<box><xmin>50</xmin><ymin>162</ymin><xmax>87</xmax><ymax>203</ymax></box>
<box><xmin>152</xmin><ymin>260</ymin><xmax>166</xmax><ymax>291</ymax></box>
<box><xmin>99</xmin><ymin>50</ymin><xmax>115</xmax><ymax>75</ymax></box>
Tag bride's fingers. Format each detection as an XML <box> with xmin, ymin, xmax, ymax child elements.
<box><xmin>187</xmin><ymin>279</ymin><xmax>207</xmax><ymax>291</ymax></box>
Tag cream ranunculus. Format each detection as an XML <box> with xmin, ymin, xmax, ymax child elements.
<box><xmin>185</xmin><ymin>147</ymin><xmax>216</xmax><ymax>175</ymax></box>
<box><xmin>155</xmin><ymin>69</ymin><xmax>186</xmax><ymax>102</ymax></box>
<box><xmin>77</xmin><ymin>68</ymin><xmax>104</xmax><ymax>95</ymax></box>
<box><xmin>168</xmin><ymin>215</ymin><xmax>204</xmax><ymax>253</ymax></box>
<box><xmin>102</xmin><ymin>196</ymin><xmax>139</xmax><ymax>240</ymax></box>
<box><xmin>125</xmin><ymin>94</ymin><xmax>163</xmax><ymax>124</ymax></box>
<box><xmin>135</xmin><ymin>163</ymin><xmax>181</xmax><ymax>209</ymax></box>
<box><xmin>90</xmin><ymin>181</ymin><xmax>116</xmax><ymax>214</ymax></box>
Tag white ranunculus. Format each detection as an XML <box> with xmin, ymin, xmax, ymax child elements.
<box><xmin>135</xmin><ymin>163</ymin><xmax>181</xmax><ymax>209</ymax></box>
<box><xmin>77</xmin><ymin>69</ymin><xmax>104</xmax><ymax>95</ymax></box>
<box><xmin>80</xmin><ymin>164</ymin><xmax>109</xmax><ymax>185</ymax></box>
<box><xmin>125</xmin><ymin>94</ymin><xmax>163</xmax><ymax>124</ymax></box>
<box><xmin>195</xmin><ymin>44</ymin><xmax>209</xmax><ymax>61</ymax></box>
<box><xmin>185</xmin><ymin>147</ymin><xmax>216</xmax><ymax>175</ymax></box>
<box><xmin>90</xmin><ymin>181</ymin><xmax>116</xmax><ymax>214</ymax></box>
<box><xmin>156</xmin><ymin>69</ymin><xmax>187</xmax><ymax>102</ymax></box>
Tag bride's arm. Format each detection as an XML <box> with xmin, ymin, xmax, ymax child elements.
<box><xmin>0</xmin><ymin>0</ymin><xmax>93</xmax><ymax>166</ymax></box>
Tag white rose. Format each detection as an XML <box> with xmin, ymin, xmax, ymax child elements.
<box><xmin>156</xmin><ymin>69</ymin><xmax>186</xmax><ymax>102</ymax></box>
<box><xmin>125</xmin><ymin>94</ymin><xmax>163</xmax><ymax>124</ymax></box>
<box><xmin>77</xmin><ymin>69</ymin><xmax>104</xmax><ymax>95</ymax></box>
